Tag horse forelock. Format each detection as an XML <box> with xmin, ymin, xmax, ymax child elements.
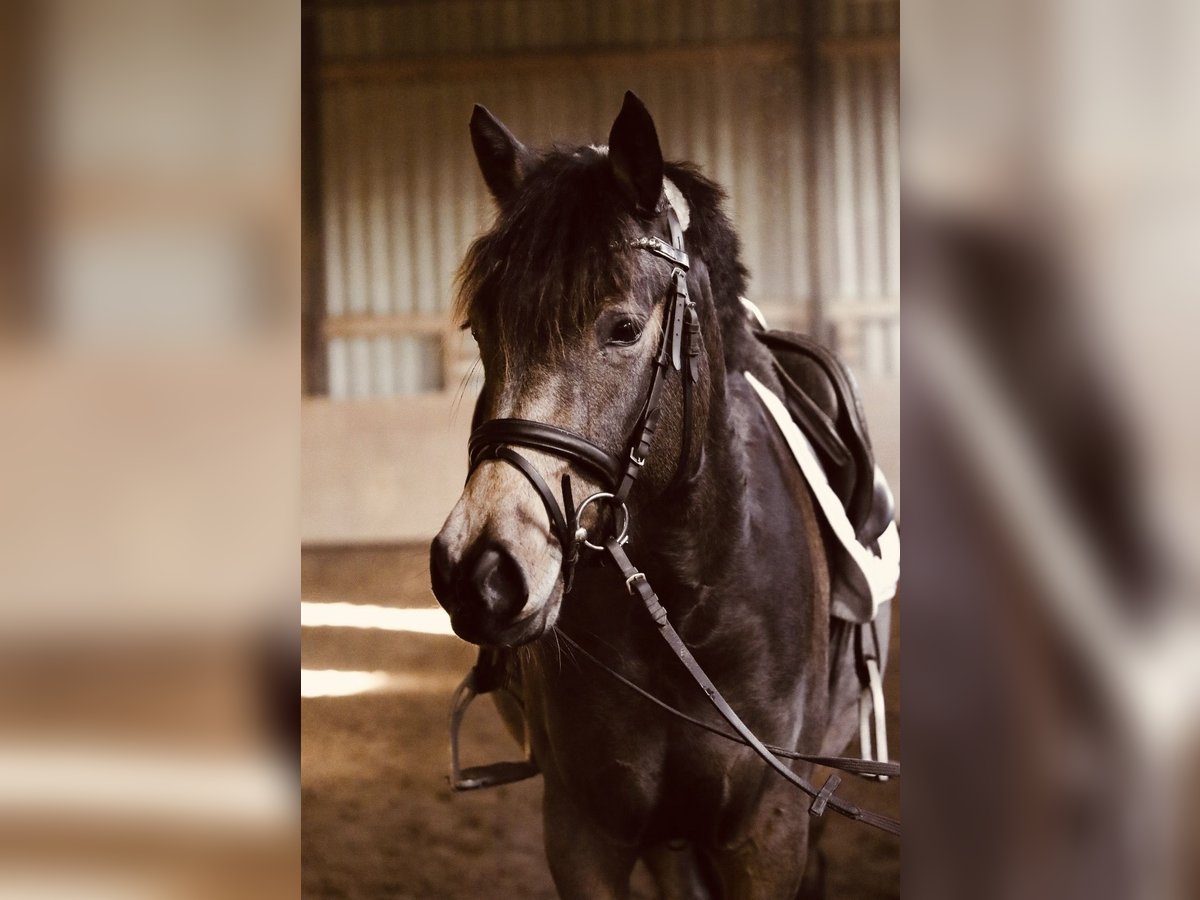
<box><xmin>455</xmin><ymin>151</ymin><xmax>753</xmax><ymax>372</ymax></box>
<box><xmin>455</xmin><ymin>147</ymin><xmax>638</xmax><ymax>362</ymax></box>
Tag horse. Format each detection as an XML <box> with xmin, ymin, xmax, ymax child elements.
<box><xmin>430</xmin><ymin>91</ymin><xmax>891</xmax><ymax>899</ymax></box>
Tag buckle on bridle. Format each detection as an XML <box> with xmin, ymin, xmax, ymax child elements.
<box><xmin>629</xmin><ymin>448</ymin><xmax>646</xmax><ymax>467</ymax></box>
<box><xmin>624</xmin><ymin>572</ymin><xmax>647</xmax><ymax>595</ymax></box>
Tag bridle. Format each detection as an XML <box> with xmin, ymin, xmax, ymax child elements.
<box><xmin>464</xmin><ymin>202</ymin><xmax>900</xmax><ymax>836</ymax></box>
<box><xmin>469</xmin><ymin>204</ymin><xmax>699</xmax><ymax>591</ymax></box>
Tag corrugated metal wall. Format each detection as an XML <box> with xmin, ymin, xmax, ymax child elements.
<box><xmin>319</xmin><ymin>0</ymin><xmax>806</xmax><ymax>56</ymax></box>
<box><xmin>316</xmin><ymin>0</ymin><xmax>899</xmax><ymax>396</ymax></box>
<box><xmin>826</xmin><ymin>0</ymin><xmax>901</xmax><ymax>376</ymax></box>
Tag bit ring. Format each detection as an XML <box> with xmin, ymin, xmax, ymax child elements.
<box><xmin>573</xmin><ymin>492</ymin><xmax>630</xmax><ymax>551</ymax></box>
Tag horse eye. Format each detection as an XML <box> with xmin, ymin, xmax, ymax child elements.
<box><xmin>608</xmin><ymin>318</ymin><xmax>642</xmax><ymax>346</ymax></box>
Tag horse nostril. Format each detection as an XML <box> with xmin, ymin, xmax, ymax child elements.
<box><xmin>429</xmin><ymin>534</ymin><xmax>457</xmax><ymax>611</ymax></box>
<box><xmin>466</xmin><ymin>545</ymin><xmax>528</xmax><ymax>621</ymax></box>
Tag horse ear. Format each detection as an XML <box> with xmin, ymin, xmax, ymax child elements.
<box><xmin>608</xmin><ymin>91</ymin><xmax>664</xmax><ymax>215</ymax></box>
<box><xmin>470</xmin><ymin>104</ymin><xmax>531</xmax><ymax>206</ymax></box>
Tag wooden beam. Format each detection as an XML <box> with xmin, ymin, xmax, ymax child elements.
<box><xmin>302</xmin><ymin>15</ymin><xmax>329</xmax><ymax>396</ymax></box>
<box><xmin>321</xmin><ymin>313</ymin><xmax>451</xmax><ymax>338</ymax></box>
<box><xmin>824</xmin><ymin>300</ymin><xmax>900</xmax><ymax>321</ymax></box>
<box><xmin>819</xmin><ymin>36</ymin><xmax>899</xmax><ymax>59</ymax></box>
<box><xmin>800</xmin><ymin>0</ymin><xmax>828</xmax><ymax>343</ymax></box>
<box><xmin>304</xmin><ymin>0</ymin><xmax>432</xmax><ymax>11</ymax></box>
<box><xmin>321</xmin><ymin>39</ymin><xmax>802</xmax><ymax>84</ymax></box>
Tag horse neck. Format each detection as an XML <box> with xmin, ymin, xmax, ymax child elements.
<box><xmin>637</xmin><ymin>337</ymin><xmax>745</xmax><ymax>600</ymax></box>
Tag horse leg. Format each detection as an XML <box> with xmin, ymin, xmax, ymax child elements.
<box><xmin>709</xmin><ymin>796</ymin><xmax>811</xmax><ymax>900</ymax></box>
<box><xmin>642</xmin><ymin>843</ymin><xmax>716</xmax><ymax>900</ymax></box>
<box><xmin>542</xmin><ymin>782</ymin><xmax>639</xmax><ymax>900</ymax></box>
<box><xmin>796</xmin><ymin>845</ymin><xmax>827</xmax><ymax>900</ymax></box>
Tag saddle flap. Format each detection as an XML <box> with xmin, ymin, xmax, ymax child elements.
<box><xmin>755</xmin><ymin>329</ymin><xmax>889</xmax><ymax>548</ymax></box>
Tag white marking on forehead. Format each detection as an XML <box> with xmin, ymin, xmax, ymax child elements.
<box><xmin>589</xmin><ymin>144</ymin><xmax>609</xmax><ymax>156</ymax></box>
<box><xmin>663</xmin><ymin>177</ymin><xmax>690</xmax><ymax>232</ymax></box>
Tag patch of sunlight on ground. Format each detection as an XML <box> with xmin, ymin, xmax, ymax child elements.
<box><xmin>300</xmin><ymin>602</ymin><xmax>454</xmax><ymax>636</ymax></box>
<box><xmin>300</xmin><ymin>669</ymin><xmax>461</xmax><ymax>698</ymax></box>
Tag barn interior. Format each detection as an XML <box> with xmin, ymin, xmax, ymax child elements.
<box><xmin>300</xmin><ymin>1</ymin><xmax>900</xmax><ymax>896</ymax></box>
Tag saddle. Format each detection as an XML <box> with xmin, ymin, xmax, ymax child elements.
<box><xmin>753</xmin><ymin>328</ymin><xmax>895</xmax><ymax>551</ymax></box>
<box><xmin>745</xmin><ymin>320</ymin><xmax>896</xmax><ymax>780</ymax></box>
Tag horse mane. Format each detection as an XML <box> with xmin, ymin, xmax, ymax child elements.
<box><xmin>662</xmin><ymin>162</ymin><xmax>753</xmax><ymax>369</ymax></box>
<box><xmin>455</xmin><ymin>147</ymin><xmax>753</xmax><ymax>370</ymax></box>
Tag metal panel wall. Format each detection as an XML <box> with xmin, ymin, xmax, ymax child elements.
<box><xmin>319</xmin><ymin>1</ymin><xmax>805</xmax><ymax>57</ymax></box>
<box><xmin>826</xmin><ymin>0</ymin><xmax>901</xmax><ymax>376</ymax></box>
<box><xmin>317</xmin><ymin>0</ymin><xmax>899</xmax><ymax>396</ymax></box>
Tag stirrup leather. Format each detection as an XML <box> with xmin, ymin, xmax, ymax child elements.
<box><xmin>856</xmin><ymin>622</ymin><xmax>890</xmax><ymax>782</ymax></box>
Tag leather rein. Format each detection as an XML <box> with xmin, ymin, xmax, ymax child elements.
<box><xmin>466</xmin><ymin>206</ymin><xmax>900</xmax><ymax>836</ymax></box>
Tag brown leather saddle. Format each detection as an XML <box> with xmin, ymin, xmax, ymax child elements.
<box><xmin>754</xmin><ymin>329</ymin><xmax>895</xmax><ymax>551</ymax></box>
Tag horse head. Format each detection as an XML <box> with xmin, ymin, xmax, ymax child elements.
<box><xmin>430</xmin><ymin>93</ymin><xmax>722</xmax><ymax>647</ymax></box>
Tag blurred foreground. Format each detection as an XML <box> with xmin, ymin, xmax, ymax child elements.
<box><xmin>1</xmin><ymin>0</ymin><xmax>1199</xmax><ymax>898</ymax></box>
<box><xmin>904</xmin><ymin>1</ymin><xmax>1200</xmax><ymax>898</ymax></box>
<box><xmin>0</xmin><ymin>1</ymin><xmax>296</xmax><ymax>896</ymax></box>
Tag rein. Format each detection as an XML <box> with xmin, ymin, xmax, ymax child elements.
<box><xmin>553</xmin><ymin>629</ymin><xmax>899</xmax><ymax>779</ymax></box>
<box><xmin>462</xmin><ymin>205</ymin><xmax>900</xmax><ymax>836</ymax></box>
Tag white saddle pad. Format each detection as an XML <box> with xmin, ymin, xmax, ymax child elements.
<box><xmin>744</xmin><ymin>370</ymin><xmax>899</xmax><ymax>623</ymax></box>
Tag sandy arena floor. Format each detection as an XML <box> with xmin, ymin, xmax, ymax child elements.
<box><xmin>302</xmin><ymin>546</ymin><xmax>899</xmax><ymax>899</ymax></box>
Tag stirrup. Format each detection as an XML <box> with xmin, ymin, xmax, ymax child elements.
<box><xmin>448</xmin><ymin>669</ymin><xmax>539</xmax><ymax>791</ymax></box>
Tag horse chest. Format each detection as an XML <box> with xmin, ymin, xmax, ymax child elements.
<box><xmin>542</xmin><ymin>719</ymin><xmax>777</xmax><ymax>843</ymax></box>
<box><xmin>527</xmin><ymin>623</ymin><xmax>806</xmax><ymax>843</ymax></box>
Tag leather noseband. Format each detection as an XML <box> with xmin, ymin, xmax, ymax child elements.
<box><xmin>469</xmin><ymin>419</ymin><xmax>623</xmax><ymax>490</ymax></box>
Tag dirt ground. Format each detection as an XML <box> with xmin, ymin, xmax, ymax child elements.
<box><xmin>302</xmin><ymin>546</ymin><xmax>899</xmax><ymax>899</ymax></box>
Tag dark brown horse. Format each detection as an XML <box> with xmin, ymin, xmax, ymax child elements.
<box><xmin>430</xmin><ymin>93</ymin><xmax>890</xmax><ymax>899</ymax></box>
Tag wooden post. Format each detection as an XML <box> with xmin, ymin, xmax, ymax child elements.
<box><xmin>301</xmin><ymin>11</ymin><xmax>329</xmax><ymax>396</ymax></box>
<box><xmin>800</xmin><ymin>0</ymin><xmax>831</xmax><ymax>343</ymax></box>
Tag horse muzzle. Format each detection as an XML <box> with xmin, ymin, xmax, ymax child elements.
<box><xmin>430</xmin><ymin>534</ymin><xmax>552</xmax><ymax>646</ymax></box>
